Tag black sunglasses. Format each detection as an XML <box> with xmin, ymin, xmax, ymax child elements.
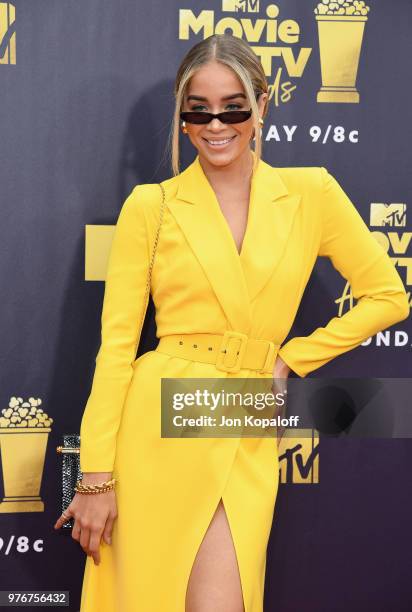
<box><xmin>180</xmin><ymin>109</ymin><xmax>252</xmax><ymax>125</ymax></box>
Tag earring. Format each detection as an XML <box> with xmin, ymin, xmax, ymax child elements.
<box><xmin>181</xmin><ymin>121</ymin><xmax>188</xmax><ymax>134</ymax></box>
<box><xmin>258</xmin><ymin>117</ymin><xmax>264</xmax><ymax>126</ymax></box>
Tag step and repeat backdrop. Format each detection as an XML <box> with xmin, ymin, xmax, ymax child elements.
<box><xmin>1</xmin><ymin>1</ymin><xmax>411</xmax><ymax>610</ymax></box>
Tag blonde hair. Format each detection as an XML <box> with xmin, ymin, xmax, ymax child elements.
<box><xmin>168</xmin><ymin>34</ymin><xmax>269</xmax><ymax>177</ymax></box>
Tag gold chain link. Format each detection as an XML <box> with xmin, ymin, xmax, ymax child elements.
<box><xmin>134</xmin><ymin>183</ymin><xmax>166</xmax><ymax>356</ymax></box>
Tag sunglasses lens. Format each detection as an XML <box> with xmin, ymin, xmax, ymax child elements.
<box><xmin>219</xmin><ymin>111</ymin><xmax>252</xmax><ymax>124</ymax></box>
<box><xmin>180</xmin><ymin>110</ymin><xmax>253</xmax><ymax>125</ymax></box>
<box><xmin>180</xmin><ymin>112</ymin><xmax>212</xmax><ymax>124</ymax></box>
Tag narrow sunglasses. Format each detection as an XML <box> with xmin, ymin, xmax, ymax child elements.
<box><xmin>180</xmin><ymin>109</ymin><xmax>252</xmax><ymax>125</ymax></box>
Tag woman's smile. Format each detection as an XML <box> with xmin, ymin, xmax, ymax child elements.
<box><xmin>202</xmin><ymin>135</ymin><xmax>237</xmax><ymax>148</ymax></box>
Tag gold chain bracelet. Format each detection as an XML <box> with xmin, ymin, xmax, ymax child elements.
<box><xmin>74</xmin><ymin>478</ymin><xmax>116</xmax><ymax>494</ymax></box>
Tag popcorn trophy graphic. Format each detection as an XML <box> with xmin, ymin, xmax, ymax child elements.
<box><xmin>314</xmin><ymin>0</ymin><xmax>370</xmax><ymax>103</ymax></box>
<box><xmin>0</xmin><ymin>396</ymin><xmax>52</xmax><ymax>513</ymax></box>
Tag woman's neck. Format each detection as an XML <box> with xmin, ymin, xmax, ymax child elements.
<box><xmin>198</xmin><ymin>148</ymin><xmax>255</xmax><ymax>197</ymax></box>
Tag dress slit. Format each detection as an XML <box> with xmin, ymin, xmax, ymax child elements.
<box><xmin>184</xmin><ymin>494</ymin><xmax>246</xmax><ymax>612</ymax></box>
<box><xmin>180</xmin><ymin>439</ymin><xmax>249</xmax><ymax>612</ymax></box>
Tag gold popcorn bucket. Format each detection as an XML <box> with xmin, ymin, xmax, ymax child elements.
<box><xmin>316</xmin><ymin>15</ymin><xmax>368</xmax><ymax>103</ymax></box>
<box><xmin>0</xmin><ymin>428</ymin><xmax>51</xmax><ymax>513</ymax></box>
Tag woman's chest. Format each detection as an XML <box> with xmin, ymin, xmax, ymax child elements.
<box><xmin>150</xmin><ymin>203</ymin><xmax>318</xmax><ymax>305</ymax></box>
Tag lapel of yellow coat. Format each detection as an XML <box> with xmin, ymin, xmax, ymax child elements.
<box><xmin>166</xmin><ymin>153</ymin><xmax>301</xmax><ymax>334</ymax></box>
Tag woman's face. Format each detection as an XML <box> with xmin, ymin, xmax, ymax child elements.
<box><xmin>181</xmin><ymin>60</ymin><xmax>267</xmax><ymax>168</ymax></box>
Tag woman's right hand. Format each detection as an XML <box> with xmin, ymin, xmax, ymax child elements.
<box><xmin>272</xmin><ymin>356</ymin><xmax>290</xmax><ymax>447</ymax></box>
<box><xmin>53</xmin><ymin>472</ymin><xmax>118</xmax><ymax>566</ymax></box>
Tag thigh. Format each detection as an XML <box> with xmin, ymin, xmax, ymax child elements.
<box><xmin>185</xmin><ymin>498</ymin><xmax>245</xmax><ymax>612</ymax></box>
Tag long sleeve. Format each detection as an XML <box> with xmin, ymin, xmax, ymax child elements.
<box><xmin>80</xmin><ymin>186</ymin><xmax>151</xmax><ymax>472</ymax></box>
<box><xmin>277</xmin><ymin>167</ymin><xmax>410</xmax><ymax>378</ymax></box>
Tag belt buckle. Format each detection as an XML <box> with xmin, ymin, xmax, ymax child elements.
<box><xmin>259</xmin><ymin>341</ymin><xmax>276</xmax><ymax>374</ymax></box>
<box><xmin>215</xmin><ymin>330</ymin><xmax>248</xmax><ymax>374</ymax></box>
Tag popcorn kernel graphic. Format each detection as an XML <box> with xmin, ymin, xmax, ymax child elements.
<box><xmin>0</xmin><ymin>396</ymin><xmax>53</xmax><ymax>428</ymax></box>
<box><xmin>314</xmin><ymin>0</ymin><xmax>370</xmax><ymax>16</ymax></box>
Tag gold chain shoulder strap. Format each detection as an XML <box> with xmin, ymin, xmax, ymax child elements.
<box><xmin>134</xmin><ymin>183</ymin><xmax>166</xmax><ymax>356</ymax></box>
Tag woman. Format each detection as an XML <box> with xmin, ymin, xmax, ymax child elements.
<box><xmin>54</xmin><ymin>34</ymin><xmax>409</xmax><ymax>612</ymax></box>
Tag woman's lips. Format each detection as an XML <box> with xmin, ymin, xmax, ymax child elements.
<box><xmin>202</xmin><ymin>135</ymin><xmax>236</xmax><ymax>148</ymax></box>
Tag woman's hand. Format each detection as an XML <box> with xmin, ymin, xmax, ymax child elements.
<box><xmin>272</xmin><ymin>355</ymin><xmax>290</xmax><ymax>447</ymax></box>
<box><xmin>273</xmin><ymin>354</ymin><xmax>290</xmax><ymax>380</ymax></box>
<box><xmin>53</xmin><ymin>472</ymin><xmax>118</xmax><ymax>566</ymax></box>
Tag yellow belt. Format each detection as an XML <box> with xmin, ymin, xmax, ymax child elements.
<box><xmin>155</xmin><ymin>331</ymin><xmax>280</xmax><ymax>374</ymax></box>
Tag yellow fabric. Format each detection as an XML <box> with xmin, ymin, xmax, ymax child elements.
<box><xmin>155</xmin><ymin>331</ymin><xmax>281</xmax><ymax>373</ymax></box>
<box><xmin>79</xmin><ymin>154</ymin><xmax>409</xmax><ymax>612</ymax></box>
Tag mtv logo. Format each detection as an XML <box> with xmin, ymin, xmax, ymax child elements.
<box><xmin>370</xmin><ymin>203</ymin><xmax>407</xmax><ymax>227</ymax></box>
<box><xmin>278</xmin><ymin>430</ymin><xmax>319</xmax><ymax>484</ymax></box>
<box><xmin>0</xmin><ymin>2</ymin><xmax>16</xmax><ymax>65</ymax></box>
<box><xmin>222</xmin><ymin>0</ymin><xmax>259</xmax><ymax>13</ymax></box>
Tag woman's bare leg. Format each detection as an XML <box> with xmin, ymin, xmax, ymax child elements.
<box><xmin>185</xmin><ymin>498</ymin><xmax>245</xmax><ymax>612</ymax></box>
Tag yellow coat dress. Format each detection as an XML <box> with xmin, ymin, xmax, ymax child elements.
<box><xmin>79</xmin><ymin>153</ymin><xmax>409</xmax><ymax>612</ymax></box>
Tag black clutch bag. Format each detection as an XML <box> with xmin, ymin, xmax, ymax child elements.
<box><xmin>56</xmin><ymin>184</ymin><xmax>165</xmax><ymax>529</ymax></box>
<box><xmin>56</xmin><ymin>434</ymin><xmax>81</xmax><ymax>529</ymax></box>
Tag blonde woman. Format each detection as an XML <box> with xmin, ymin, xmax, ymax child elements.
<box><xmin>54</xmin><ymin>34</ymin><xmax>409</xmax><ymax>612</ymax></box>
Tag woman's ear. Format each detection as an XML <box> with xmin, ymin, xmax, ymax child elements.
<box><xmin>257</xmin><ymin>92</ymin><xmax>268</xmax><ymax>117</ymax></box>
